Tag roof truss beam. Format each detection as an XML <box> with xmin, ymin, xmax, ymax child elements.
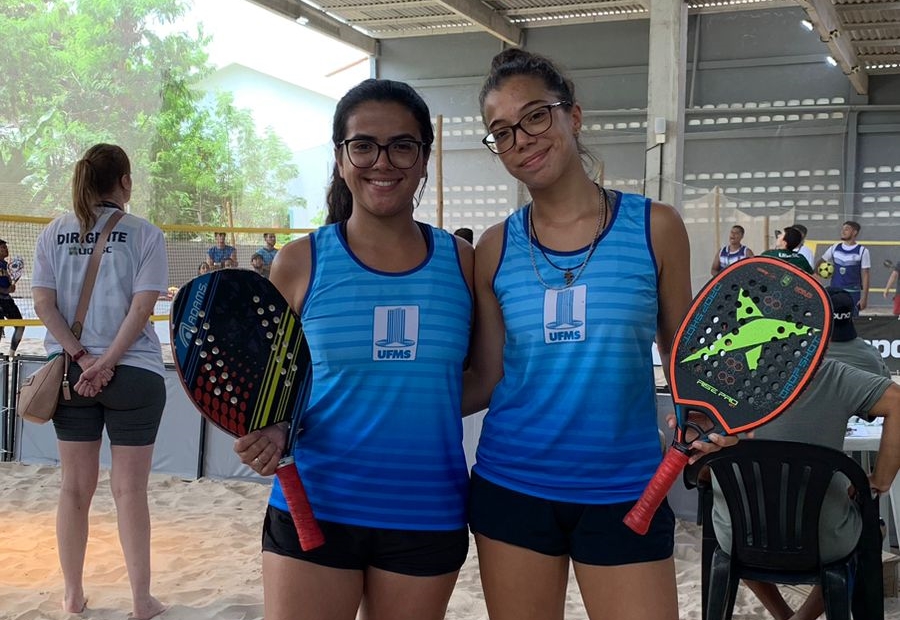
<box><xmin>248</xmin><ymin>0</ymin><xmax>378</xmax><ymax>55</ymax></box>
<box><xmin>432</xmin><ymin>0</ymin><xmax>522</xmax><ymax>45</ymax></box>
<box><xmin>797</xmin><ymin>0</ymin><xmax>869</xmax><ymax>94</ymax></box>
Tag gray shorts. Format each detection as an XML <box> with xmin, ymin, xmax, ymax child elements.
<box><xmin>52</xmin><ymin>365</ymin><xmax>166</xmax><ymax>446</ymax></box>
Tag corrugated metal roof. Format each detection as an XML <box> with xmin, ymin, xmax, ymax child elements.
<box><xmin>251</xmin><ymin>0</ymin><xmax>900</xmax><ymax>90</ymax></box>
<box><xmin>834</xmin><ymin>0</ymin><xmax>900</xmax><ymax>73</ymax></box>
<box><xmin>252</xmin><ymin>0</ymin><xmax>790</xmax><ymax>43</ymax></box>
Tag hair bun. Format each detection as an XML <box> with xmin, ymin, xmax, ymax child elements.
<box><xmin>491</xmin><ymin>48</ymin><xmax>531</xmax><ymax>71</ymax></box>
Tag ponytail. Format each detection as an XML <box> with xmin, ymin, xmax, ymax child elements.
<box><xmin>325</xmin><ymin>162</ymin><xmax>353</xmax><ymax>224</ymax></box>
<box><xmin>71</xmin><ymin>143</ymin><xmax>131</xmax><ymax>237</ymax></box>
<box><xmin>71</xmin><ymin>159</ymin><xmax>100</xmax><ymax>236</ymax></box>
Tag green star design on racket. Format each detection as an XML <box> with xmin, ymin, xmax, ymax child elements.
<box><xmin>679</xmin><ymin>289</ymin><xmax>820</xmax><ymax>371</ymax></box>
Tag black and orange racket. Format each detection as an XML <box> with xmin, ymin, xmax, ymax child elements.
<box><xmin>624</xmin><ymin>257</ymin><xmax>831</xmax><ymax>534</ymax></box>
<box><xmin>171</xmin><ymin>269</ymin><xmax>324</xmax><ymax>550</ymax></box>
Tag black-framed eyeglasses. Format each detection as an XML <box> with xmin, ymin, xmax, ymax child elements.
<box><xmin>482</xmin><ymin>101</ymin><xmax>572</xmax><ymax>155</ymax></box>
<box><xmin>338</xmin><ymin>139</ymin><xmax>426</xmax><ymax>169</ymax></box>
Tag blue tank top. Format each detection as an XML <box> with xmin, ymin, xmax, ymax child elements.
<box><xmin>830</xmin><ymin>243</ymin><xmax>865</xmax><ymax>291</ymax></box>
<box><xmin>268</xmin><ymin>223</ymin><xmax>472</xmax><ymax>530</ymax></box>
<box><xmin>718</xmin><ymin>245</ymin><xmax>748</xmax><ymax>270</ymax></box>
<box><xmin>473</xmin><ymin>191</ymin><xmax>662</xmax><ymax>504</ymax></box>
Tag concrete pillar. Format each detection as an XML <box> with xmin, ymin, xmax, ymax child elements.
<box><xmin>645</xmin><ymin>0</ymin><xmax>687</xmax><ymax>209</ymax></box>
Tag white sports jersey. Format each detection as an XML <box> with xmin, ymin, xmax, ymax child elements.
<box><xmin>32</xmin><ymin>207</ymin><xmax>168</xmax><ymax>376</ymax></box>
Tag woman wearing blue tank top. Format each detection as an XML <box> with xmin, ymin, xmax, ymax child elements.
<box><xmin>233</xmin><ymin>80</ymin><xmax>474</xmax><ymax>620</ymax></box>
<box><xmin>462</xmin><ymin>49</ymin><xmax>736</xmax><ymax>620</ymax></box>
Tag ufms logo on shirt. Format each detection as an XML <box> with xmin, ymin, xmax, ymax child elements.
<box><xmin>543</xmin><ymin>285</ymin><xmax>587</xmax><ymax>344</ymax></box>
<box><xmin>372</xmin><ymin>306</ymin><xmax>419</xmax><ymax>360</ymax></box>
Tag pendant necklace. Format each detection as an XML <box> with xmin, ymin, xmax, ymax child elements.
<box><xmin>527</xmin><ymin>184</ymin><xmax>607</xmax><ymax>290</ymax></box>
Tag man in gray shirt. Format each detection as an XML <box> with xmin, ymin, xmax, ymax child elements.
<box><xmin>826</xmin><ymin>286</ymin><xmax>890</xmax><ymax>379</ymax></box>
<box><xmin>712</xmin><ymin>322</ymin><xmax>900</xmax><ymax>619</ymax></box>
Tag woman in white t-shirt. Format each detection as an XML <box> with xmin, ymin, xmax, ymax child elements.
<box><xmin>31</xmin><ymin>144</ymin><xmax>168</xmax><ymax>620</ymax></box>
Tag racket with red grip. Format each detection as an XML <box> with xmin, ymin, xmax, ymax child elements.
<box><xmin>623</xmin><ymin>256</ymin><xmax>831</xmax><ymax>534</ymax></box>
<box><xmin>171</xmin><ymin>269</ymin><xmax>324</xmax><ymax>550</ymax></box>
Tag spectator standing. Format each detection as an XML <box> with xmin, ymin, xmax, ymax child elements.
<box><xmin>206</xmin><ymin>232</ymin><xmax>236</xmax><ymax>269</ymax></box>
<box><xmin>256</xmin><ymin>233</ymin><xmax>278</xmax><ymax>268</ymax></box>
<box><xmin>31</xmin><ymin>143</ymin><xmax>168</xmax><ymax>619</ymax></box>
<box><xmin>760</xmin><ymin>227</ymin><xmax>813</xmax><ymax>273</ymax></box>
<box><xmin>792</xmin><ymin>223</ymin><xmax>815</xmax><ymax>267</ymax></box>
<box><xmin>0</xmin><ymin>239</ymin><xmax>25</xmax><ymax>355</ymax></box>
<box><xmin>817</xmin><ymin>220</ymin><xmax>870</xmax><ymax>315</ymax></box>
<box><xmin>711</xmin><ymin>225</ymin><xmax>754</xmax><ymax>276</ymax></box>
<box><xmin>883</xmin><ymin>259</ymin><xmax>900</xmax><ymax>316</ymax></box>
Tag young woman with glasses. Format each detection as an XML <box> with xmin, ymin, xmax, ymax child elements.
<box><xmin>462</xmin><ymin>48</ymin><xmax>734</xmax><ymax>620</ymax></box>
<box><xmin>233</xmin><ymin>79</ymin><xmax>473</xmax><ymax>620</ymax></box>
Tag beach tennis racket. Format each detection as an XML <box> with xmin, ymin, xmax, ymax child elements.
<box><xmin>171</xmin><ymin>269</ymin><xmax>324</xmax><ymax>550</ymax></box>
<box><xmin>8</xmin><ymin>256</ymin><xmax>24</xmax><ymax>282</ymax></box>
<box><xmin>624</xmin><ymin>257</ymin><xmax>831</xmax><ymax>535</ymax></box>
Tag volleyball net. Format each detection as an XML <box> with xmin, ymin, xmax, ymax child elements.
<box><xmin>0</xmin><ymin>215</ymin><xmax>311</xmax><ymax>323</ymax></box>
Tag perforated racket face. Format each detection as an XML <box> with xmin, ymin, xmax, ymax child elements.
<box><xmin>671</xmin><ymin>257</ymin><xmax>831</xmax><ymax>435</ymax></box>
<box><xmin>170</xmin><ymin>270</ymin><xmax>311</xmax><ymax>438</ymax></box>
<box><xmin>8</xmin><ymin>256</ymin><xmax>24</xmax><ymax>281</ymax></box>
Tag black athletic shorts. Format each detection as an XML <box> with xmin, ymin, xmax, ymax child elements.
<box><xmin>52</xmin><ymin>365</ymin><xmax>166</xmax><ymax>446</ymax></box>
<box><xmin>468</xmin><ymin>471</ymin><xmax>674</xmax><ymax>566</ymax></box>
<box><xmin>262</xmin><ymin>505</ymin><xmax>469</xmax><ymax>576</ymax></box>
<box><xmin>0</xmin><ymin>296</ymin><xmax>22</xmax><ymax>320</ymax></box>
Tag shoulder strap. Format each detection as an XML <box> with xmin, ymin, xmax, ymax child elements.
<box><xmin>71</xmin><ymin>210</ymin><xmax>124</xmax><ymax>339</ymax></box>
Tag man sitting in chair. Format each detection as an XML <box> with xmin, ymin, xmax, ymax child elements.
<box><xmin>824</xmin><ymin>286</ymin><xmax>890</xmax><ymax>379</ymax></box>
<box><xmin>711</xmin><ymin>332</ymin><xmax>900</xmax><ymax>618</ymax></box>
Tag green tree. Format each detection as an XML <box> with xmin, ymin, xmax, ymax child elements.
<box><xmin>1</xmin><ymin>0</ymin><xmax>305</xmax><ymax>227</ymax></box>
<box><xmin>0</xmin><ymin>0</ymin><xmax>198</xmax><ymax>211</ymax></box>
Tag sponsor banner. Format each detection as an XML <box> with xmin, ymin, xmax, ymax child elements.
<box><xmin>857</xmin><ymin>315</ymin><xmax>900</xmax><ymax>373</ymax></box>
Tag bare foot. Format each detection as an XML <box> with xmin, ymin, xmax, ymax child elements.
<box><xmin>62</xmin><ymin>594</ymin><xmax>87</xmax><ymax>614</ymax></box>
<box><xmin>128</xmin><ymin>596</ymin><xmax>167</xmax><ymax>620</ymax></box>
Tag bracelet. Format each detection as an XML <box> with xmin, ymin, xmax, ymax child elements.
<box><xmin>72</xmin><ymin>349</ymin><xmax>88</xmax><ymax>362</ymax></box>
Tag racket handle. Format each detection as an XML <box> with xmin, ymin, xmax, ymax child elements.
<box><xmin>623</xmin><ymin>447</ymin><xmax>691</xmax><ymax>535</ymax></box>
<box><xmin>275</xmin><ymin>456</ymin><xmax>325</xmax><ymax>551</ymax></box>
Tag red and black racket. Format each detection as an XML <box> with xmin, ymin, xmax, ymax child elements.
<box><xmin>624</xmin><ymin>256</ymin><xmax>832</xmax><ymax>535</ymax></box>
<box><xmin>171</xmin><ymin>269</ymin><xmax>324</xmax><ymax>550</ymax></box>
